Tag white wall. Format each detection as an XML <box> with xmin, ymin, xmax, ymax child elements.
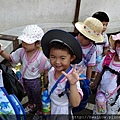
<box><xmin>0</xmin><ymin>0</ymin><xmax>120</xmax><ymax>34</ymax></box>
<box><xmin>79</xmin><ymin>0</ymin><xmax>120</xmax><ymax>33</ymax></box>
<box><xmin>0</xmin><ymin>0</ymin><xmax>76</xmax><ymax>33</ymax></box>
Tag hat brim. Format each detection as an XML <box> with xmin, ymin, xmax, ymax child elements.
<box><xmin>18</xmin><ymin>35</ymin><xmax>37</xmax><ymax>44</ymax></box>
<box><xmin>41</xmin><ymin>29</ymin><xmax>82</xmax><ymax>64</ymax></box>
<box><xmin>109</xmin><ymin>35</ymin><xmax>116</xmax><ymax>50</ymax></box>
<box><xmin>75</xmin><ymin>22</ymin><xmax>104</xmax><ymax>43</ymax></box>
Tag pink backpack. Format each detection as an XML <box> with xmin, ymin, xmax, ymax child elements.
<box><xmin>102</xmin><ymin>51</ymin><xmax>115</xmax><ymax>67</ymax></box>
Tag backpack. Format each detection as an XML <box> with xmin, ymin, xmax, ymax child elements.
<box><xmin>0</xmin><ymin>70</ymin><xmax>26</xmax><ymax>120</ymax></box>
<box><xmin>58</xmin><ymin>74</ymin><xmax>91</xmax><ymax>113</ymax></box>
<box><xmin>98</xmin><ymin>51</ymin><xmax>120</xmax><ymax>106</ymax></box>
<box><xmin>0</xmin><ymin>64</ymin><xmax>25</xmax><ymax>102</ymax></box>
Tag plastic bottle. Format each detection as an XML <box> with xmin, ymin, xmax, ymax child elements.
<box><xmin>42</xmin><ymin>89</ymin><xmax>51</xmax><ymax>116</ymax></box>
<box><xmin>96</xmin><ymin>55</ymin><xmax>102</xmax><ymax>63</ymax></box>
<box><xmin>96</xmin><ymin>92</ymin><xmax>107</xmax><ymax>114</ymax></box>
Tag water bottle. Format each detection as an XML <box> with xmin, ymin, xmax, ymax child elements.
<box><xmin>96</xmin><ymin>55</ymin><xmax>102</xmax><ymax>63</ymax></box>
<box><xmin>16</xmin><ymin>71</ymin><xmax>22</xmax><ymax>80</ymax></box>
<box><xmin>42</xmin><ymin>89</ymin><xmax>51</xmax><ymax>116</ymax></box>
<box><xmin>96</xmin><ymin>92</ymin><xmax>107</xmax><ymax>114</ymax></box>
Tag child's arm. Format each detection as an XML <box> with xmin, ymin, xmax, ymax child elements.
<box><xmin>86</xmin><ymin>66</ymin><xmax>92</xmax><ymax>80</ymax></box>
<box><xmin>44</xmin><ymin>69</ymin><xmax>49</xmax><ymax>87</ymax></box>
<box><xmin>90</xmin><ymin>72</ymin><xmax>102</xmax><ymax>89</ymax></box>
<box><xmin>0</xmin><ymin>45</ymin><xmax>11</xmax><ymax>61</ymax></box>
<box><xmin>62</xmin><ymin>65</ymin><xmax>85</xmax><ymax>107</ymax></box>
<box><xmin>69</xmin><ymin>84</ymin><xmax>82</xmax><ymax>107</ymax></box>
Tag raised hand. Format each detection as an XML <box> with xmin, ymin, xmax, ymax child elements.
<box><xmin>0</xmin><ymin>44</ymin><xmax>4</xmax><ymax>54</ymax></box>
<box><xmin>61</xmin><ymin>65</ymin><xmax>86</xmax><ymax>85</ymax></box>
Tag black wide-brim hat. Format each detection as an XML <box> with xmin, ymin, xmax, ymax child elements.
<box><xmin>41</xmin><ymin>29</ymin><xmax>82</xmax><ymax>64</ymax></box>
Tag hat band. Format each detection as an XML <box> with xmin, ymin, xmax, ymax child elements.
<box><xmin>84</xmin><ymin>25</ymin><xmax>100</xmax><ymax>36</ymax></box>
<box><xmin>49</xmin><ymin>39</ymin><xmax>74</xmax><ymax>54</ymax></box>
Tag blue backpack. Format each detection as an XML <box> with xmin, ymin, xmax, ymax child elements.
<box><xmin>0</xmin><ymin>69</ymin><xmax>26</xmax><ymax>120</ymax></box>
<box><xmin>64</xmin><ymin>74</ymin><xmax>91</xmax><ymax>113</ymax></box>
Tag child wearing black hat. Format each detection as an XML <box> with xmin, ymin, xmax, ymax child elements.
<box><xmin>41</xmin><ymin>29</ymin><xmax>85</xmax><ymax>120</ymax></box>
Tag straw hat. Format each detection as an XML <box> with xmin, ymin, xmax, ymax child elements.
<box><xmin>109</xmin><ymin>33</ymin><xmax>120</xmax><ymax>50</ymax></box>
<box><xmin>41</xmin><ymin>29</ymin><xmax>82</xmax><ymax>64</ymax></box>
<box><xmin>75</xmin><ymin>17</ymin><xmax>104</xmax><ymax>42</ymax></box>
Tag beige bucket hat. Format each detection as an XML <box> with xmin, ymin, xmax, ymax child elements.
<box><xmin>75</xmin><ymin>17</ymin><xmax>104</xmax><ymax>42</ymax></box>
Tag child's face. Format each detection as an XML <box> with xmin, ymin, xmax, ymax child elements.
<box><xmin>102</xmin><ymin>21</ymin><xmax>108</xmax><ymax>33</ymax></box>
<box><xmin>22</xmin><ymin>41</ymin><xmax>40</xmax><ymax>52</ymax></box>
<box><xmin>77</xmin><ymin>33</ymin><xmax>92</xmax><ymax>46</ymax></box>
<box><xmin>49</xmin><ymin>48</ymin><xmax>75</xmax><ymax>72</ymax></box>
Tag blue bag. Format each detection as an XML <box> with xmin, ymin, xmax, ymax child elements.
<box><xmin>65</xmin><ymin>74</ymin><xmax>91</xmax><ymax>113</ymax></box>
<box><xmin>0</xmin><ymin>87</ymin><xmax>26</xmax><ymax>120</ymax></box>
<box><xmin>0</xmin><ymin>69</ymin><xmax>26</xmax><ymax>120</ymax></box>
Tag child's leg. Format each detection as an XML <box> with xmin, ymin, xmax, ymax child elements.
<box><xmin>23</xmin><ymin>79</ymin><xmax>36</xmax><ymax>113</ymax></box>
<box><xmin>31</xmin><ymin>78</ymin><xmax>43</xmax><ymax>120</ymax></box>
<box><xmin>31</xmin><ymin>78</ymin><xmax>42</xmax><ymax>113</ymax></box>
<box><xmin>24</xmin><ymin>80</ymin><xmax>34</xmax><ymax>105</ymax></box>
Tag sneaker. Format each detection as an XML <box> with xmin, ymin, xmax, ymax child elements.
<box><xmin>24</xmin><ymin>105</ymin><xmax>37</xmax><ymax>114</ymax></box>
<box><xmin>32</xmin><ymin>113</ymin><xmax>43</xmax><ymax>120</ymax></box>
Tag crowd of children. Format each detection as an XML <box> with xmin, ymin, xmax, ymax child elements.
<box><xmin>1</xmin><ymin>10</ymin><xmax>120</xmax><ymax>120</ymax></box>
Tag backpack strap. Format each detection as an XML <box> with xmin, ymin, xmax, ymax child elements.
<box><xmin>102</xmin><ymin>52</ymin><xmax>115</xmax><ymax>67</ymax></box>
<box><xmin>84</xmin><ymin>44</ymin><xmax>96</xmax><ymax>66</ymax></box>
<box><xmin>39</xmin><ymin>54</ymin><xmax>47</xmax><ymax>73</ymax></box>
<box><xmin>48</xmin><ymin>66</ymin><xmax>73</xmax><ymax>99</ymax></box>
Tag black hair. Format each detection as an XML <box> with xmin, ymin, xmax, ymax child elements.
<box><xmin>35</xmin><ymin>40</ymin><xmax>40</xmax><ymax>44</ymax></box>
<box><xmin>92</xmin><ymin>11</ymin><xmax>109</xmax><ymax>22</ymax></box>
<box><xmin>79</xmin><ymin>32</ymin><xmax>96</xmax><ymax>45</ymax></box>
<box><xmin>49</xmin><ymin>41</ymin><xmax>74</xmax><ymax>56</ymax></box>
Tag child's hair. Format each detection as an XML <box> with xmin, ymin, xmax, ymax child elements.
<box><xmin>92</xmin><ymin>11</ymin><xmax>109</xmax><ymax>22</ymax></box>
<box><xmin>49</xmin><ymin>41</ymin><xmax>74</xmax><ymax>57</ymax></box>
<box><xmin>79</xmin><ymin>32</ymin><xmax>96</xmax><ymax>45</ymax></box>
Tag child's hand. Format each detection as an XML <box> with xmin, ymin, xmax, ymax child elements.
<box><xmin>61</xmin><ymin>65</ymin><xmax>86</xmax><ymax>85</ymax></box>
<box><xmin>90</xmin><ymin>82</ymin><xmax>96</xmax><ymax>89</ymax></box>
<box><xmin>0</xmin><ymin>44</ymin><xmax>4</xmax><ymax>54</ymax></box>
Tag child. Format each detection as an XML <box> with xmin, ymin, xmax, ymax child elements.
<box><xmin>75</xmin><ymin>17</ymin><xmax>104</xmax><ymax>80</ymax></box>
<box><xmin>90</xmin><ymin>33</ymin><xmax>120</xmax><ymax>116</ymax></box>
<box><xmin>91</xmin><ymin>11</ymin><xmax>110</xmax><ymax>80</ymax></box>
<box><xmin>0</xmin><ymin>25</ymin><xmax>51</xmax><ymax>120</ymax></box>
<box><xmin>41</xmin><ymin>29</ymin><xmax>85</xmax><ymax>120</ymax></box>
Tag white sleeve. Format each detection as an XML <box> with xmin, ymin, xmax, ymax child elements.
<box><xmin>76</xmin><ymin>81</ymin><xmax>83</xmax><ymax>98</ymax></box>
<box><xmin>10</xmin><ymin>48</ymin><xmax>23</xmax><ymax>63</ymax></box>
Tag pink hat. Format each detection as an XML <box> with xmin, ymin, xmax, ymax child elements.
<box><xmin>109</xmin><ymin>33</ymin><xmax>120</xmax><ymax>50</ymax></box>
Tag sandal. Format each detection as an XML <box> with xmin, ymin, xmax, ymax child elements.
<box><xmin>24</xmin><ymin>105</ymin><xmax>37</xmax><ymax>114</ymax></box>
<box><xmin>32</xmin><ymin>113</ymin><xmax>43</xmax><ymax>120</ymax></box>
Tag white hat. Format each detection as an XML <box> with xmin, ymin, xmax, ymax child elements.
<box><xmin>18</xmin><ymin>25</ymin><xmax>44</xmax><ymax>44</ymax></box>
<box><xmin>75</xmin><ymin>17</ymin><xmax>104</xmax><ymax>42</ymax></box>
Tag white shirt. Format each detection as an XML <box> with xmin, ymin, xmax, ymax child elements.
<box><xmin>48</xmin><ymin>67</ymin><xmax>83</xmax><ymax>114</ymax></box>
<box><xmin>76</xmin><ymin>43</ymin><xmax>96</xmax><ymax>75</ymax></box>
<box><xmin>96</xmin><ymin>56</ymin><xmax>120</xmax><ymax>94</ymax></box>
<box><xmin>10</xmin><ymin>48</ymin><xmax>50</xmax><ymax>79</ymax></box>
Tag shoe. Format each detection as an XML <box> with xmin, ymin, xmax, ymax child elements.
<box><xmin>32</xmin><ymin>113</ymin><xmax>43</xmax><ymax>120</ymax></box>
<box><xmin>24</xmin><ymin>105</ymin><xmax>37</xmax><ymax>114</ymax></box>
